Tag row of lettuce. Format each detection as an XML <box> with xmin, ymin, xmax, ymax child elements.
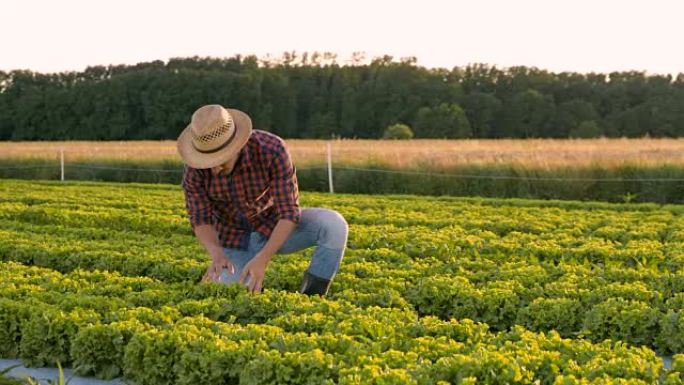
<box><xmin>1</xmin><ymin>262</ymin><xmax>682</xmax><ymax>384</ymax></box>
<box><xmin>2</xmin><ymin>183</ymin><xmax>683</xmax><ymax>274</ymax></box>
<box><xmin>2</xmin><ymin>180</ymin><xmax>684</xmax><ymax>382</ymax></box>
<box><xmin>2</xmin><ymin>215</ymin><xmax>684</xmax><ymax>354</ymax></box>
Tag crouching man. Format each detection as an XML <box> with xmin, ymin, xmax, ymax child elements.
<box><xmin>177</xmin><ymin>104</ymin><xmax>348</xmax><ymax>295</ymax></box>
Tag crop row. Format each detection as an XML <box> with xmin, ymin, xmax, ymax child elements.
<box><xmin>2</xmin><ymin>195</ymin><xmax>683</xmax><ymax>274</ymax></box>
<box><xmin>2</xmin><ymin>212</ymin><xmax>684</xmax><ymax>353</ymax></box>
<box><xmin>3</xmin><ymin>180</ymin><xmax>684</xmax><ymax>383</ymax></box>
<box><xmin>0</xmin><ymin>266</ymin><xmax>676</xmax><ymax>384</ymax></box>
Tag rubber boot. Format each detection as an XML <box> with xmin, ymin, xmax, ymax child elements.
<box><xmin>300</xmin><ymin>271</ymin><xmax>332</xmax><ymax>296</ymax></box>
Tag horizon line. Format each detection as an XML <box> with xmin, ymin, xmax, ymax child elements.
<box><xmin>2</xmin><ymin>52</ymin><xmax>682</xmax><ymax>78</ymax></box>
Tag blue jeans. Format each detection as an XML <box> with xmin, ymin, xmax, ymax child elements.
<box><xmin>218</xmin><ymin>208</ymin><xmax>348</xmax><ymax>286</ymax></box>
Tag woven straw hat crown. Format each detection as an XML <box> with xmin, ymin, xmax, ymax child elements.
<box><xmin>176</xmin><ymin>104</ymin><xmax>253</xmax><ymax>169</ymax></box>
<box><xmin>189</xmin><ymin>105</ymin><xmax>236</xmax><ymax>153</ymax></box>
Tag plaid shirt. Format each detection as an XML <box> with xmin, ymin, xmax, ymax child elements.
<box><xmin>181</xmin><ymin>130</ymin><xmax>300</xmax><ymax>250</ymax></box>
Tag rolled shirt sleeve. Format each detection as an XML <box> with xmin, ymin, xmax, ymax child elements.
<box><xmin>181</xmin><ymin>166</ymin><xmax>214</xmax><ymax>228</ymax></box>
<box><xmin>269</xmin><ymin>141</ymin><xmax>301</xmax><ymax>224</ymax></box>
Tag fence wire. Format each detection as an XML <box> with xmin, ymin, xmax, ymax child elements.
<box><xmin>331</xmin><ymin>166</ymin><xmax>684</xmax><ymax>183</ymax></box>
<box><xmin>1</xmin><ymin>163</ymin><xmax>684</xmax><ymax>183</ymax></box>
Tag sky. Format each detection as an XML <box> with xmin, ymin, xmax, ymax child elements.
<box><xmin>1</xmin><ymin>0</ymin><xmax>683</xmax><ymax>75</ymax></box>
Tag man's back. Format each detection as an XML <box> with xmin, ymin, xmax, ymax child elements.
<box><xmin>182</xmin><ymin>130</ymin><xmax>300</xmax><ymax>250</ymax></box>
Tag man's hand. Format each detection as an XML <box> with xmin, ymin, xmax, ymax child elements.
<box><xmin>192</xmin><ymin>225</ymin><xmax>233</xmax><ymax>283</ymax></box>
<box><xmin>239</xmin><ymin>253</ymin><xmax>270</xmax><ymax>294</ymax></box>
<box><xmin>202</xmin><ymin>249</ymin><xmax>234</xmax><ymax>283</ymax></box>
<box><xmin>237</xmin><ymin>220</ymin><xmax>295</xmax><ymax>293</ymax></box>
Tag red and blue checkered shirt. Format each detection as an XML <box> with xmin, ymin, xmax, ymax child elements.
<box><xmin>181</xmin><ymin>130</ymin><xmax>301</xmax><ymax>250</ymax></box>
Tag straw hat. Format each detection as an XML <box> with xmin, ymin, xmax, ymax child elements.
<box><xmin>177</xmin><ymin>104</ymin><xmax>253</xmax><ymax>169</ymax></box>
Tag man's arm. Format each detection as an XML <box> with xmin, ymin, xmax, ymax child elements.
<box><xmin>257</xmin><ymin>219</ymin><xmax>296</xmax><ymax>260</ymax></box>
<box><xmin>239</xmin><ymin>218</ymin><xmax>295</xmax><ymax>293</ymax></box>
<box><xmin>193</xmin><ymin>224</ymin><xmax>223</xmax><ymax>255</ymax></box>
<box><xmin>195</xmin><ymin>224</ymin><xmax>234</xmax><ymax>281</ymax></box>
<box><xmin>182</xmin><ymin>166</ymin><xmax>233</xmax><ymax>281</ymax></box>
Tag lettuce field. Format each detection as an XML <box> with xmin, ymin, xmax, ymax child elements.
<box><xmin>1</xmin><ymin>179</ymin><xmax>684</xmax><ymax>384</ymax></box>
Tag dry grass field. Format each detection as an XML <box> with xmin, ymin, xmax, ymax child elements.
<box><xmin>1</xmin><ymin>138</ymin><xmax>684</xmax><ymax>170</ymax></box>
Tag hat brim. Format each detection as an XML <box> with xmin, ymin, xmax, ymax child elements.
<box><xmin>177</xmin><ymin>108</ymin><xmax>253</xmax><ymax>169</ymax></box>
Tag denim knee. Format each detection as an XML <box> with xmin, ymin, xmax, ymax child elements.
<box><xmin>317</xmin><ymin>209</ymin><xmax>348</xmax><ymax>250</ymax></box>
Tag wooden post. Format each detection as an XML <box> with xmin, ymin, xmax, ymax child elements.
<box><xmin>60</xmin><ymin>149</ymin><xmax>65</xmax><ymax>181</ymax></box>
<box><xmin>327</xmin><ymin>142</ymin><xmax>334</xmax><ymax>193</ymax></box>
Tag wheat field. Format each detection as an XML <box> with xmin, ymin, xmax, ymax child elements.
<box><xmin>1</xmin><ymin>138</ymin><xmax>684</xmax><ymax>170</ymax></box>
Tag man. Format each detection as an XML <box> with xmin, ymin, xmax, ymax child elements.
<box><xmin>177</xmin><ymin>104</ymin><xmax>348</xmax><ymax>296</ymax></box>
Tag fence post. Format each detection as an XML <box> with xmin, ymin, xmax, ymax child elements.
<box><xmin>60</xmin><ymin>148</ymin><xmax>65</xmax><ymax>182</ymax></box>
<box><xmin>327</xmin><ymin>142</ymin><xmax>334</xmax><ymax>194</ymax></box>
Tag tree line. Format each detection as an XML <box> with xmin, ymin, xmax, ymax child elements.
<box><xmin>1</xmin><ymin>53</ymin><xmax>683</xmax><ymax>140</ymax></box>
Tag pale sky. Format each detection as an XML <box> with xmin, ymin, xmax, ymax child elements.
<box><xmin>1</xmin><ymin>0</ymin><xmax>683</xmax><ymax>75</ymax></box>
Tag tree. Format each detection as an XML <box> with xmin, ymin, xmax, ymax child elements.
<box><xmin>413</xmin><ymin>103</ymin><xmax>472</xmax><ymax>138</ymax></box>
<box><xmin>500</xmin><ymin>89</ymin><xmax>556</xmax><ymax>138</ymax></box>
<box><xmin>569</xmin><ymin>120</ymin><xmax>602</xmax><ymax>138</ymax></box>
<box><xmin>0</xmin><ymin>56</ymin><xmax>682</xmax><ymax>140</ymax></box>
<box><xmin>383</xmin><ymin>123</ymin><xmax>414</xmax><ymax>139</ymax></box>
<box><xmin>0</xmin><ymin>96</ymin><xmax>12</xmax><ymax>140</ymax></box>
<box><xmin>461</xmin><ymin>92</ymin><xmax>502</xmax><ymax>137</ymax></box>
<box><xmin>554</xmin><ymin>99</ymin><xmax>600</xmax><ymax>138</ymax></box>
<box><xmin>307</xmin><ymin>112</ymin><xmax>337</xmax><ymax>138</ymax></box>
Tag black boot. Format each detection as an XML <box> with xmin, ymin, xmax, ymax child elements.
<box><xmin>300</xmin><ymin>271</ymin><xmax>332</xmax><ymax>296</ymax></box>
